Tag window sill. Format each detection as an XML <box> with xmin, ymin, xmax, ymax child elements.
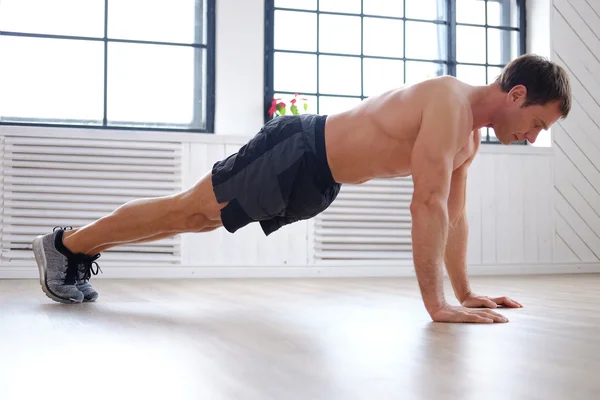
<box><xmin>0</xmin><ymin>124</ymin><xmax>251</xmax><ymax>144</ymax></box>
<box><xmin>478</xmin><ymin>143</ymin><xmax>554</xmax><ymax>155</ymax></box>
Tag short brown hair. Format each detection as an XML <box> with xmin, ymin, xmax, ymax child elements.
<box><xmin>496</xmin><ymin>54</ymin><xmax>572</xmax><ymax>118</ymax></box>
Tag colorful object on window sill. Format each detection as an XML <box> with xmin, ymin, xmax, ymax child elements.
<box><xmin>268</xmin><ymin>94</ymin><xmax>309</xmax><ymax>118</ymax></box>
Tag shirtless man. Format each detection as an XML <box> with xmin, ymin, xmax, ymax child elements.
<box><xmin>33</xmin><ymin>54</ymin><xmax>571</xmax><ymax>323</ymax></box>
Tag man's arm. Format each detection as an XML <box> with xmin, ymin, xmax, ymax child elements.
<box><xmin>445</xmin><ymin>139</ymin><xmax>523</xmax><ymax>310</ymax></box>
<box><xmin>410</xmin><ymin>91</ymin><xmax>506</xmax><ymax>323</ymax></box>
<box><xmin>445</xmin><ymin>161</ymin><xmax>472</xmax><ymax>303</ymax></box>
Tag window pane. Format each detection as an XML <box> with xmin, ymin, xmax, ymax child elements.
<box><xmin>405</xmin><ymin>0</ymin><xmax>446</xmax><ymax>21</ymax></box>
<box><xmin>363</xmin><ymin>59</ymin><xmax>404</xmax><ymax>96</ymax></box>
<box><xmin>0</xmin><ymin>36</ymin><xmax>104</xmax><ymax>123</ymax></box>
<box><xmin>275</xmin><ymin>11</ymin><xmax>317</xmax><ymax>51</ymax></box>
<box><xmin>405</xmin><ymin>22</ymin><xmax>447</xmax><ymax>60</ymax></box>
<box><xmin>107</xmin><ymin>43</ymin><xmax>202</xmax><ymax>128</ymax></box>
<box><xmin>364</xmin><ymin>0</ymin><xmax>404</xmax><ymax>17</ymax></box>
<box><xmin>456</xmin><ymin>0</ymin><xmax>485</xmax><ymax>25</ymax></box>
<box><xmin>319</xmin><ymin>15</ymin><xmax>361</xmax><ymax>55</ymax></box>
<box><xmin>274</xmin><ymin>52</ymin><xmax>317</xmax><ymax>93</ymax></box>
<box><xmin>487</xmin><ymin>66</ymin><xmax>503</xmax><ymax>84</ymax></box>
<box><xmin>0</xmin><ymin>0</ymin><xmax>104</xmax><ymax>37</ymax></box>
<box><xmin>275</xmin><ymin>0</ymin><xmax>317</xmax><ymax>11</ymax></box>
<box><xmin>487</xmin><ymin>0</ymin><xmax>519</xmax><ymax>28</ymax></box>
<box><xmin>319</xmin><ymin>0</ymin><xmax>361</xmax><ymax>14</ymax></box>
<box><xmin>487</xmin><ymin>29</ymin><xmax>519</xmax><ymax>65</ymax></box>
<box><xmin>363</xmin><ymin>18</ymin><xmax>403</xmax><ymax>58</ymax></box>
<box><xmin>456</xmin><ymin>25</ymin><xmax>486</xmax><ymax>63</ymax></box>
<box><xmin>319</xmin><ymin>56</ymin><xmax>361</xmax><ymax>95</ymax></box>
<box><xmin>456</xmin><ymin>65</ymin><xmax>486</xmax><ymax>86</ymax></box>
<box><xmin>405</xmin><ymin>61</ymin><xmax>446</xmax><ymax>83</ymax></box>
<box><xmin>319</xmin><ymin>96</ymin><xmax>362</xmax><ymax>115</ymax></box>
<box><xmin>109</xmin><ymin>0</ymin><xmax>204</xmax><ymax>44</ymax></box>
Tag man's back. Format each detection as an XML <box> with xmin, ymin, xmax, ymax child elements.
<box><xmin>324</xmin><ymin>76</ymin><xmax>477</xmax><ymax>184</ymax></box>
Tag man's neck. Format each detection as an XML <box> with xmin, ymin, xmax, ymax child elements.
<box><xmin>468</xmin><ymin>83</ymin><xmax>504</xmax><ymax>130</ymax></box>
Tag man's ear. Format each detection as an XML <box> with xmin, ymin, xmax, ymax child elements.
<box><xmin>507</xmin><ymin>84</ymin><xmax>527</xmax><ymax>105</ymax></box>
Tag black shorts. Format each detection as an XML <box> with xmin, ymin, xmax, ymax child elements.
<box><xmin>211</xmin><ymin>114</ymin><xmax>341</xmax><ymax>236</ymax></box>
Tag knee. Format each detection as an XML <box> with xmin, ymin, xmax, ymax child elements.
<box><xmin>184</xmin><ymin>213</ymin><xmax>210</xmax><ymax>232</ymax></box>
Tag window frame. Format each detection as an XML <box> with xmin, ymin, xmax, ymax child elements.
<box><xmin>0</xmin><ymin>0</ymin><xmax>216</xmax><ymax>133</ymax></box>
<box><xmin>264</xmin><ymin>0</ymin><xmax>527</xmax><ymax>144</ymax></box>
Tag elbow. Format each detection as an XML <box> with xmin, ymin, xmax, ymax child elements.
<box><xmin>410</xmin><ymin>193</ymin><xmax>448</xmax><ymax>219</ymax></box>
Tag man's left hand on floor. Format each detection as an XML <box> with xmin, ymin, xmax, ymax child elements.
<box><xmin>461</xmin><ymin>292</ymin><xmax>523</xmax><ymax>309</ymax></box>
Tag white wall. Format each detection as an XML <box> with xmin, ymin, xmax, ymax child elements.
<box><xmin>214</xmin><ymin>0</ymin><xmax>265</xmax><ymax>136</ymax></box>
<box><xmin>527</xmin><ymin>0</ymin><xmax>552</xmax><ymax>57</ymax></box>
<box><xmin>551</xmin><ymin>0</ymin><xmax>600</xmax><ymax>263</ymax></box>
<box><xmin>466</xmin><ymin>148</ymin><xmax>555</xmax><ymax>267</ymax></box>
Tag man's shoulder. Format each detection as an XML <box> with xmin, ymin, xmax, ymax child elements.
<box><xmin>409</xmin><ymin>76</ymin><xmax>469</xmax><ymax>111</ymax></box>
<box><xmin>418</xmin><ymin>77</ymin><xmax>472</xmax><ymax>119</ymax></box>
<box><xmin>423</xmin><ymin>76</ymin><xmax>468</xmax><ymax>99</ymax></box>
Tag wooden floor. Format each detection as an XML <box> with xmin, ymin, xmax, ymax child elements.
<box><xmin>1</xmin><ymin>274</ymin><xmax>599</xmax><ymax>400</ymax></box>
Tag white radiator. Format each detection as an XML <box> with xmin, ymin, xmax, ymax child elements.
<box><xmin>0</xmin><ymin>135</ymin><xmax>183</xmax><ymax>268</ymax></box>
<box><xmin>314</xmin><ymin>177</ymin><xmax>414</xmax><ymax>261</ymax></box>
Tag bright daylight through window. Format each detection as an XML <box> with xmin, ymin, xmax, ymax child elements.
<box><xmin>266</xmin><ymin>0</ymin><xmax>526</xmax><ymax>144</ymax></box>
<box><xmin>0</xmin><ymin>0</ymin><xmax>215</xmax><ymax>132</ymax></box>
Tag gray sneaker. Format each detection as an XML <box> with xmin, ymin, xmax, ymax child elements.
<box><xmin>75</xmin><ymin>253</ymin><xmax>102</xmax><ymax>302</ymax></box>
<box><xmin>33</xmin><ymin>227</ymin><xmax>84</xmax><ymax>304</ymax></box>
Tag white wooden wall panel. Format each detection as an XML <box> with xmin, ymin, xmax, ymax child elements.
<box><xmin>552</xmin><ymin>0</ymin><xmax>600</xmax><ymax>262</ymax></box>
<box><xmin>555</xmin><ymin>232</ymin><xmax>580</xmax><ymax>262</ymax></box>
<box><xmin>479</xmin><ymin>154</ymin><xmax>497</xmax><ymax>264</ymax></box>
<box><xmin>467</xmin><ymin>152</ymin><xmax>555</xmax><ymax>266</ymax></box>
<box><xmin>313</xmin><ymin>178</ymin><xmax>414</xmax><ymax>262</ymax></box>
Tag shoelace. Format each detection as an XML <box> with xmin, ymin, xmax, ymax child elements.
<box><xmin>78</xmin><ymin>253</ymin><xmax>103</xmax><ymax>282</ymax></box>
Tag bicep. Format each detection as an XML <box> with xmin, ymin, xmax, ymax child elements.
<box><xmin>411</xmin><ymin>142</ymin><xmax>453</xmax><ymax>208</ymax></box>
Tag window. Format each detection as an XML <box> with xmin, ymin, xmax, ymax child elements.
<box><xmin>0</xmin><ymin>0</ymin><xmax>215</xmax><ymax>132</ymax></box>
<box><xmin>265</xmin><ymin>0</ymin><xmax>525</xmax><ymax>143</ymax></box>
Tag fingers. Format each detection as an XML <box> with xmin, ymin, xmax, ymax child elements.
<box><xmin>472</xmin><ymin>309</ymin><xmax>509</xmax><ymax>323</ymax></box>
<box><xmin>482</xmin><ymin>310</ymin><xmax>508</xmax><ymax>323</ymax></box>
<box><xmin>463</xmin><ymin>313</ymin><xmax>494</xmax><ymax>324</ymax></box>
<box><xmin>456</xmin><ymin>309</ymin><xmax>508</xmax><ymax>323</ymax></box>
<box><xmin>491</xmin><ymin>296</ymin><xmax>523</xmax><ymax>308</ymax></box>
<box><xmin>485</xmin><ymin>298</ymin><xmax>498</xmax><ymax>309</ymax></box>
<box><xmin>462</xmin><ymin>296</ymin><xmax>497</xmax><ymax>309</ymax></box>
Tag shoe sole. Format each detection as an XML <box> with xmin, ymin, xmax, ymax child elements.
<box><xmin>33</xmin><ymin>236</ymin><xmax>81</xmax><ymax>304</ymax></box>
<box><xmin>83</xmin><ymin>297</ymin><xmax>98</xmax><ymax>303</ymax></box>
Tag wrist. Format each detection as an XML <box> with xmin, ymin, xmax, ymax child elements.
<box><xmin>456</xmin><ymin>289</ymin><xmax>473</xmax><ymax>303</ymax></box>
<box><xmin>426</xmin><ymin>299</ymin><xmax>449</xmax><ymax>316</ymax></box>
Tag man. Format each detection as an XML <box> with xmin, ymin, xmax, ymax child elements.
<box><xmin>33</xmin><ymin>54</ymin><xmax>571</xmax><ymax>323</ymax></box>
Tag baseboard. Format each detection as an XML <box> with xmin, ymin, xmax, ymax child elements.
<box><xmin>1</xmin><ymin>262</ymin><xmax>599</xmax><ymax>279</ymax></box>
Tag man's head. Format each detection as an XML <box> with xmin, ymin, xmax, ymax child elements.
<box><xmin>490</xmin><ymin>54</ymin><xmax>571</xmax><ymax>144</ymax></box>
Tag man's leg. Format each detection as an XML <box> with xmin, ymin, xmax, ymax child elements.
<box><xmin>82</xmin><ymin>220</ymin><xmax>222</xmax><ymax>254</ymax></box>
<box><xmin>63</xmin><ymin>172</ymin><xmax>224</xmax><ymax>255</ymax></box>
<box><xmin>33</xmin><ymin>172</ymin><xmax>225</xmax><ymax>304</ymax></box>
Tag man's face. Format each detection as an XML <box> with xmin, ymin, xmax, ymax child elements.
<box><xmin>491</xmin><ymin>85</ymin><xmax>563</xmax><ymax>145</ymax></box>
